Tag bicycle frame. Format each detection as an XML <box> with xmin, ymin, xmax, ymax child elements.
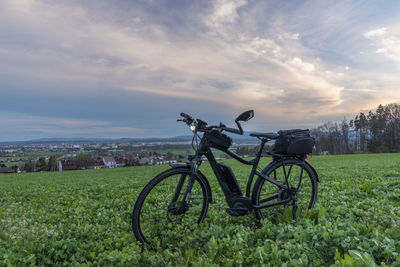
<box><xmin>182</xmin><ymin>135</ymin><xmax>307</xmax><ymax>212</ymax></box>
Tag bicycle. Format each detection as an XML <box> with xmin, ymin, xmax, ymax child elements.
<box><xmin>132</xmin><ymin>110</ymin><xmax>319</xmax><ymax>245</ymax></box>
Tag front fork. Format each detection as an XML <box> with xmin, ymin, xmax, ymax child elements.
<box><xmin>183</xmin><ymin>157</ymin><xmax>202</xmax><ymax>201</ymax></box>
<box><xmin>169</xmin><ymin>156</ymin><xmax>202</xmax><ymax>210</ymax></box>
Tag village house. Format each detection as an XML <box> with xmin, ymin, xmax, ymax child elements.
<box><xmin>58</xmin><ymin>159</ymin><xmax>79</xmax><ymax>171</ymax></box>
<box><xmin>94</xmin><ymin>159</ymin><xmax>105</xmax><ymax>169</ymax></box>
<box><xmin>114</xmin><ymin>156</ymin><xmax>128</xmax><ymax>167</ymax></box>
<box><xmin>139</xmin><ymin>157</ymin><xmax>149</xmax><ymax>165</ymax></box>
<box><xmin>102</xmin><ymin>157</ymin><xmax>117</xmax><ymax>168</ymax></box>
<box><xmin>0</xmin><ymin>167</ymin><xmax>14</xmax><ymax>174</ymax></box>
<box><xmin>147</xmin><ymin>155</ymin><xmax>177</xmax><ymax>165</ymax></box>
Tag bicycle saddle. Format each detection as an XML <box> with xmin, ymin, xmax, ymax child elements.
<box><xmin>249</xmin><ymin>132</ymin><xmax>279</xmax><ymax>139</ymax></box>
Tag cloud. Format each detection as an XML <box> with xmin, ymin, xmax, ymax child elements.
<box><xmin>0</xmin><ymin>112</ymin><xmax>143</xmax><ymax>141</ymax></box>
<box><xmin>364</xmin><ymin>27</ymin><xmax>387</xmax><ymax>38</ymax></box>
<box><xmin>1</xmin><ymin>0</ymin><xmax>400</xmax><ymax>140</ymax></box>
<box><xmin>289</xmin><ymin>57</ymin><xmax>315</xmax><ymax>73</ymax></box>
<box><xmin>0</xmin><ymin>0</ymin><xmax>351</xmax><ymax>126</ymax></box>
<box><xmin>364</xmin><ymin>27</ymin><xmax>400</xmax><ymax>67</ymax></box>
<box><xmin>205</xmin><ymin>0</ymin><xmax>247</xmax><ymax>31</ymax></box>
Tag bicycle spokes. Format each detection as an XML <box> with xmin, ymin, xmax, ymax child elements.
<box><xmin>254</xmin><ymin>160</ymin><xmax>317</xmax><ymax>221</ymax></box>
<box><xmin>134</xmin><ymin>170</ymin><xmax>208</xmax><ymax>244</ymax></box>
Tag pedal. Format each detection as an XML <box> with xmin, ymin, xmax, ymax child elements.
<box><xmin>226</xmin><ymin>208</ymin><xmax>250</xmax><ymax>217</ymax></box>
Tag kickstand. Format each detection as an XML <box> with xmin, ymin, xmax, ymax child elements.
<box><xmin>292</xmin><ymin>197</ymin><xmax>297</xmax><ymax>221</ymax></box>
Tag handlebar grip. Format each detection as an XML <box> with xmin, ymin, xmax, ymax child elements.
<box><xmin>180</xmin><ymin>112</ymin><xmax>193</xmax><ymax>121</ymax></box>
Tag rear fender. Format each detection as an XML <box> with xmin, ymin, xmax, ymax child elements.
<box><xmin>262</xmin><ymin>159</ymin><xmax>319</xmax><ymax>183</ymax></box>
<box><xmin>169</xmin><ymin>164</ymin><xmax>213</xmax><ymax>203</ymax></box>
<box><xmin>170</xmin><ymin>163</ymin><xmax>188</xmax><ymax>168</ymax></box>
<box><xmin>305</xmin><ymin>160</ymin><xmax>319</xmax><ymax>182</ymax></box>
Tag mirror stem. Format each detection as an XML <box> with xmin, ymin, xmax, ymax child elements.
<box><xmin>235</xmin><ymin>121</ymin><xmax>244</xmax><ymax>135</ymax></box>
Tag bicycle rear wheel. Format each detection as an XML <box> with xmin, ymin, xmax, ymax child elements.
<box><xmin>252</xmin><ymin>159</ymin><xmax>318</xmax><ymax>221</ymax></box>
<box><xmin>132</xmin><ymin>168</ymin><xmax>209</xmax><ymax>245</ymax></box>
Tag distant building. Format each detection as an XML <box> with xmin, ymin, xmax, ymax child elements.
<box><xmin>115</xmin><ymin>156</ymin><xmax>127</xmax><ymax>167</ymax></box>
<box><xmin>155</xmin><ymin>160</ymin><xmax>177</xmax><ymax>165</ymax></box>
<box><xmin>139</xmin><ymin>157</ymin><xmax>149</xmax><ymax>165</ymax></box>
<box><xmin>17</xmin><ymin>166</ymin><xmax>23</xmax><ymax>173</ymax></box>
<box><xmin>0</xmin><ymin>167</ymin><xmax>14</xmax><ymax>174</ymax></box>
<box><xmin>58</xmin><ymin>159</ymin><xmax>79</xmax><ymax>171</ymax></box>
<box><xmin>94</xmin><ymin>159</ymin><xmax>105</xmax><ymax>169</ymax></box>
<box><xmin>149</xmin><ymin>156</ymin><xmax>163</xmax><ymax>165</ymax></box>
<box><xmin>102</xmin><ymin>157</ymin><xmax>117</xmax><ymax>168</ymax></box>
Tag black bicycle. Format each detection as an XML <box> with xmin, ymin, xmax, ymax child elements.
<box><xmin>132</xmin><ymin>110</ymin><xmax>319</xmax><ymax>245</ymax></box>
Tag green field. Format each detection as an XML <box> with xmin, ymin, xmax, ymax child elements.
<box><xmin>1</xmin><ymin>154</ymin><xmax>400</xmax><ymax>266</ymax></box>
<box><xmin>3</xmin><ymin>162</ymin><xmax>24</xmax><ymax>167</ymax></box>
<box><xmin>131</xmin><ymin>148</ymin><xmax>227</xmax><ymax>158</ymax></box>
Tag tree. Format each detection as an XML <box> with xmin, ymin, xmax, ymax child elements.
<box><xmin>313</xmin><ymin>103</ymin><xmax>400</xmax><ymax>154</ymax></box>
<box><xmin>11</xmin><ymin>165</ymin><xmax>18</xmax><ymax>172</ymax></box>
<box><xmin>36</xmin><ymin>157</ymin><xmax>48</xmax><ymax>171</ymax></box>
<box><xmin>385</xmin><ymin>103</ymin><xmax>400</xmax><ymax>152</ymax></box>
<box><xmin>165</xmin><ymin>152</ymin><xmax>174</xmax><ymax>160</ymax></box>
<box><xmin>48</xmin><ymin>155</ymin><xmax>57</xmax><ymax>171</ymax></box>
<box><xmin>341</xmin><ymin>117</ymin><xmax>350</xmax><ymax>153</ymax></box>
<box><xmin>24</xmin><ymin>161</ymin><xmax>35</xmax><ymax>172</ymax></box>
<box><xmin>126</xmin><ymin>154</ymin><xmax>139</xmax><ymax>166</ymax></box>
<box><xmin>75</xmin><ymin>154</ymin><xmax>93</xmax><ymax>169</ymax></box>
<box><xmin>352</xmin><ymin>113</ymin><xmax>368</xmax><ymax>152</ymax></box>
<box><xmin>236</xmin><ymin>146</ymin><xmax>250</xmax><ymax>156</ymax></box>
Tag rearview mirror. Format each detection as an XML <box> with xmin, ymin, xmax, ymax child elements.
<box><xmin>235</xmin><ymin>110</ymin><xmax>254</xmax><ymax>122</ymax></box>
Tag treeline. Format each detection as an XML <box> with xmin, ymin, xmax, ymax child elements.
<box><xmin>23</xmin><ymin>156</ymin><xmax>58</xmax><ymax>172</ymax></box>
<box><xmin>312</xmin><ymin>103</ymin><xmax>400</xmax><ymax>154</ymax></box>
<box><xmin>235</xmin><ymin>145</ymin><xmax>273</xmax><ymax>156</ymax></box>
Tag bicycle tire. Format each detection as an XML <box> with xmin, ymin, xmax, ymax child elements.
<box><xmin>252</xmin><ymin>159</ymin><xmax>318</xmax><ymax>220</ymax></box>
<box><xmin>132</xmin><ymin>167</ymin><xmax>210</xmax><ymax>245</ymax></box>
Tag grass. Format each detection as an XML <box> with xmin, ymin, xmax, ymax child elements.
<box><xmin>1</xmin><ymin>153</ymin><xmax>399</xmax><ymax>266</ymax></box>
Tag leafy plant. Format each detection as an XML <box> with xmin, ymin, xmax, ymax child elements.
<box><xmin>1</xmin><ymin>153</ymin><xmax>399</xmax><ymax>265</ymax></box>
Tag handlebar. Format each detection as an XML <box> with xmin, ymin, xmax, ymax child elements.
<box><xmin>177</xmin><ymin>112</ymin><xmax>194</xmax><ymax>126</ymax></box>
<box><xmin>178</xmin><ymin>112</ymin><xmax>243</xmax><ymax>135</ymax></box>
<box><xmin>223</xmin><ymin>127</ymin><xmax>241</xmax><ymax>134</ymax></box>
<box><xmin>180</xmin><ymin>112</ymin><xmax>193</xmax><ymax>122</ymax></box>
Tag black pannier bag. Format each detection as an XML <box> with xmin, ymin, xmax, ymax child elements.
<box><xmin>204</xmin><ymin>129</ymin><xmax>232</xmax><ymax>151</ymax></box>
<box><xmin>273</xmin><ymin>129</ymin><xmax>315</xmax><ymax>155</ymax></box>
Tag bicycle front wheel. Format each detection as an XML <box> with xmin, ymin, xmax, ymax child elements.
<box><xmin>132</xmin><ymin>168</ymin><xmax>209</xmax><ymax>245</ymax></box>
<box><xmin>252</xmin><ymin>159</ymin><xmax>318</xmax><ymax>221</ymax></box>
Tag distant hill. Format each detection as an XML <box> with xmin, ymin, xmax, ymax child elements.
<box><xmin>0</xmin><ymin>132</ymin><xmax>260</xmax><ymax>145</ymax></box>
<box><xmin>0</xmin><ymin>136</ymin><xmax>192</xmax><ymax>145</ymax></box>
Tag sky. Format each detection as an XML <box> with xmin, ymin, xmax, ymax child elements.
<box><xmin>1</xmin><ymin>0</ymin><xmax>400</xmax><ymax>141</ymax></box>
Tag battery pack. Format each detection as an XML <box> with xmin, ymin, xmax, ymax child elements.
<box><xmin>217</xmin><ymin>162</ymin><xmax>242</xmax><ymax>195</ymax></box>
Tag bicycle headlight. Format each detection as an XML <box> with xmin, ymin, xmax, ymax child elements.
<box><xmin>190</xmin><ymin>124</ymin><xmax>197</xmax><ymax>132</ymax></box>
